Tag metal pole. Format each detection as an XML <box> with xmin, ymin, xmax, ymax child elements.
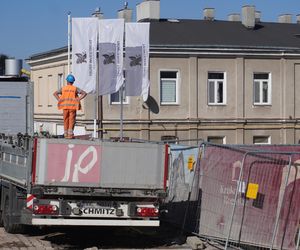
<box><xmin>296</xmin><ymin>226</ymin><xmax>300</xmax><ymax>250</ymax></box>
<box><xmin>93</xmin><ymin>120</ymin><xmax>97</xmax><ymax>138</ymax></box>
<box><xmin>120</xmin><ymin>81</ymin><xmax>124</xmax><ymax>140</ymax></box>
<box><xmin>270</xmin><ymin>156</ymin><xmax>292</xmax><ymax>250</ymax></box>
<box><xmin>93</xmin><ymin>46</ymin><xmax>99</xmax><ymax>139</ymax></box>
<box><xmin>224</xmin><ymin>152</ymin><xmax>249</xmax><ymax>249</ymax></box>
<box><xmin>67</xmin><ymin>12</ymin><xmax>71</xmax><ymax>74</ymax></box>
<box><xmin>93</xmin><ymin>91</ymin><xmax>98</xmax><ymax>138</ymax></box>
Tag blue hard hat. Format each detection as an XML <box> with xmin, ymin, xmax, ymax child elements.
<box><xmin>66</xmin><ymin>74</ymin><xmax>75</xmax><ymax>83</ymax></box>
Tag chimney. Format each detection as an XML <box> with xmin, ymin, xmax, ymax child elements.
<box><xmin>255</xmin><ymin>11</ymin><xmax>261</xmax><ymax>23</ymax></box>
<box><xmin>92</xmin><ymin>7</ymin><xmax>104</xmax><ymax>19</ymax></box>
<box><xmin>297</xmin><ymin>14</ymin><xmax>300</xmax><ymax>24</ymax></box>
<box><xmin>136</xmin><ymin>0</ymin><xmax>160</xmax><ymax>22</ymax></box>
<box><xmin>5</xmin><ymin>59</ymin><xmax>22</xmax><ymax>77</ymax></box>
<box><xmin>118</xmin><ymin>2</ymin><xmax>133</xmax><ymax>22</ymax></box>
<box><xmin>278</xmin><ymin>14</ymin><xmax>292</xmax><ymax>23</ymax></box>
<box><xmin>228</xmin><ymin>13</ymin><xmax>240</xmax><ymax>22</ymax></box>
<box><xmin>203</xmin><ymin>8</ymin><xmax>215</xmax><ymax>21</ymax></box>
<box><xmin>242</xmin><ymin>5</ymin><xmax>255</xmax><ymax>29</ymax></box>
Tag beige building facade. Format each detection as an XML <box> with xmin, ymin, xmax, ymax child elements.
<box><xmin>27</xmin><ymin>1</ymin><xmax>300</xmax><ymax>145</ymax></box>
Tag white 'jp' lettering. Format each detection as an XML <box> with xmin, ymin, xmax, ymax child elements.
<box><xmin>61</xmin><ymin>144</ymin><xmax>97</xmax><ymax>182</ymax></box>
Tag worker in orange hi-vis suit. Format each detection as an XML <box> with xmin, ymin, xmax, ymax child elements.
<box><xmin>53</xmin><ymin>74</ymin><xmax>87</xmax><ymax>139</ymax></box>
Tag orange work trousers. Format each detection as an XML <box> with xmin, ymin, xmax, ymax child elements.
<box><xmin>63</xmin><ymin>109</ymin><xmax>77</xmax><ymax>138</ymax></box>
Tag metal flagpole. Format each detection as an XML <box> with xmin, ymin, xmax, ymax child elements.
<box><xmin>120</xmin><ymin>78</ymin><xmax>124</xmax><ymax>140</ymax></box>
<box><xmin>94</xmin><ymin>51</ymin><xmax>99</xmax><ymax>139</ymax></box>
<box><xmin>120</xmin><ymin>21</ymin><xmax>126</xmax><ymax>141</ymax></box>
<box><xmin>93</xmin><ymin>15</ymin><xmax>100</xmax><ymax>139</ymax></box>
<box><xmin>67</xmin><ymin>12</ymin><xmax>71</xmax><ymax>74</ymax></box>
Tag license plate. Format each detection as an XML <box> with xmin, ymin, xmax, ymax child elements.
<box><xmin>81</xmin><ymin>207</ymin><xmax>115</xmax><ymax>216</ymax></box>
<box><xmin>69</xmin><ymin>202</ymin><xmax>127</xmax><ymax>218</ymax></box>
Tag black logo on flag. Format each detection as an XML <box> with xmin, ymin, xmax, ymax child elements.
<box><xmin>102</xmin><ymin>53</ymin><xmax>115</xmax><ymax>65</ymax></box>
<box><xmin>129</xmin><ymin>55</ymin><xmax>142</xmax><ymax>67</ymax></box>
<box><xmin>75</xmin><ymin>52</ymin><xmax>87</xmax><ymax>64</ymax></box>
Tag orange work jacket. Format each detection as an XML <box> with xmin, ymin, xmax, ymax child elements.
<box><xmin>57</xmin><ymin>85</ymin><xmax>81</xmax><ymax>110</ymax></box>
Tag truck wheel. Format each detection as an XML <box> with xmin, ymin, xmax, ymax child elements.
<box><xmin>2</xmin><ymin>197</ymin><xmax>24</xmax><ymax>234</ymax></box>
<box><xmin>0</xmin><ymin>208</ymin><xmax>3</xmax><ymax>227</ymax></box>
<box><xmin>0</xmin><ymin>209</ymin><xmax>3</xmax><ymax>227</ymax></box>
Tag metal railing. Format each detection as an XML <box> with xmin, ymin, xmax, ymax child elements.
<box><xmin>164</xmin><ymin>142</ymin><xmax>300</xmax><ymax>250</ymax></box>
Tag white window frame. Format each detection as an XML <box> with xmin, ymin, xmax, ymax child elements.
<box><xmin>161</xmin><ymin>135</ymin><xmax>179</xmax><ymax>144</ymax></box>
<box><xmin>47</xmin><ymin>74</ymin><xmax>53</xmax><ymax>107</ymax></box>
<box><xmin>109</xmin><ymin>85</ymin><xmax>129</xmax><ymax>105</ymax></box>
<box><xmin>207</xmin><ymin>136</ymin><xmax>226</xmax><ymax>144</ymax></box>
<box><xmin>253</xmin><ymin>136</ymin><xmax>271</xmax><ymax>145</ymax></box>
<box><xmin>159</xmin><ymin>70</ymin><xmax>180</xmax><ymax>105</ymax></box>
<box><xmin>207</xmin><ymin>72</ymin><xmax>227</xmax><ymax>105</ymax></box>
<box><xmin>37</xmin><ymin>76</ymin><xmax>43</xmax><ymax>107</ymax></box>
<box><xmin>253</xmin><ymin>72</ymin><xmax>271</xmax><ymax>105</ymax></box>
<box><xmin>58</xmin><ymin>73</ymin><xmax>64</xmax><ymax>90</ymax></box>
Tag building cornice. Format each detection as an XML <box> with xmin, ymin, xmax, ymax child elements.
<box><xmin>27</xmin><ymin>45</ymin><xmax>300</xmax><ymax>67</ymax></box>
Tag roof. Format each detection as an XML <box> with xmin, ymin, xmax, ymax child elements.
<box><xmin>28</xmin><ymin>19</ymin><xmax>300</xmax><ymax>60</ymax></box>
<box><xmin>149</xmin><ymin>19</ymin><xmax>300</xmax><ymax>51</ymax></box>
<box><xmin>27</xmin><ymin>46</ymin><xmax>68</xmax><ymax>61</ymax></box>
<box><xmin>0</xmin><ymin>76</ymin><xmax>28</xmax><ymax>82</ymax></box>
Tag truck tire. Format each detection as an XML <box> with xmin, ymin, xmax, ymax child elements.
<box><xmin>0</xmin><ymin>209</ymin><xmax>3</xmax><ymax>227</ymax></box>
<box><xmin>2</xmin><ymin>197</ymin><xmax>24</xmax><ymax>234</ymax></box>
<box><xmin>0</xmin><ymin>185</ymin><xmax>2</xmax><ymax>227</ymax></box>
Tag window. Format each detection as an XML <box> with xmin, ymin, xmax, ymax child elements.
<box><xmin>37</xmin><ymin>76</ymin><xmax>43</xmax><ymax>107</ymax></box>
<box><xmin>161</xmin><ymin>135</ymin><xmax>179</xmax><ymax>144</ymax></box>
<box><xmin>110</xmin><ymin>137</ymin><xmax>130</xmax><ymax>142</ymax></box>
<box><xmin>207</xmin><ymin>136</ymin><xmax>225</xmax><ymax>144</ymax></box>
<box><xmin>208</xmin><ymin>72</ymin><xmax>226</xmax><ymax>105</ymax></box>
<box><xmin>253</xmin><ymin>136</ymin><xmax>270</xmax><ymax>145</ymax></box>
<box><xmin>160</xmin><ymin>71</ymin><xmax>179</xmax><ymax>104</ymax></box>
<box><xmin>110</xmin><ymin>85</ymin><xmax>129</xmax><ymax>104</ymax></box>
<box><xmin>47</xmin><ymin>75</ymin><xmax>53</xmax><ymax>107</ymax></box>
<box><xmin>253</xmin><ymin>73</ymin><xmax>271</xmax><ymax>105</ymax></box>
<box><xmin>58</xmin><ymin>73</ymin><xmax>64</xmax><ymax>89</ymax></box>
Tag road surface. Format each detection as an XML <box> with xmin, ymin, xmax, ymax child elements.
<box><xmin>0</xmin><ymin>223</ymin><xmax>197</xmax><ymax>249</ymax></box>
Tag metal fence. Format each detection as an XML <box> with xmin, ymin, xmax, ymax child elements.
<box><xmin>165</xmin><ymin>142</ymin><xmax>300</xmax><ymax>250</ymax></box>
<box><xmin>164</xmin><ymin>144</ymin><xmax>200</xmax><ymax>233</ymax></box>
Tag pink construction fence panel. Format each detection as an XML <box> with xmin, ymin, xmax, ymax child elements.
<box><xmin>199</xmin><ymin>144</ymin><xmax>300</xmax><ymax>249</ymax></box>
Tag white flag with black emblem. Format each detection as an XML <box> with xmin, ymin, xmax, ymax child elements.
<box><xmin>98</xmin><ymin>19</ymin><xmax>124</xmax><ymax>95</ymax></box>
<box><xmin>72</xmin><ymin>18</ymin><xmax>98</xmax><ymax>93</ymax></box>
<box><xmin>125</xmin><ymin>23</ymin><xmax>150</xmax><ymax>101</ymax></box>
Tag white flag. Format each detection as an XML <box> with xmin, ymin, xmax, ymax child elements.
<box><xmin>125</xmin><ymin>23</ymin><xmax>150</xmax><ymax>101</ymax></box>
<box><xmin>98</xmin><ymin>19</ymin><xmax>124</xmax><ymax>95</ymax></box>
<box><xmin>72</xmin><ymin>18</ymin><xmax>98</xmax><ymax>93</ymax></box>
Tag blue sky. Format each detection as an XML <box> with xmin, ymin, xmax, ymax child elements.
<box><xmin>1</xmin><ymin>0</ymin><xmax>299</xmax><ymax>66</ymax></box>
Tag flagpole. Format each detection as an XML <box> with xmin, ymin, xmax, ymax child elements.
<box><xmin>120</xmin><ymin>21</ymin><xmax>126</xmax><ymax>141</ymax></box>
<box><xmin>92</xmin><ymin>12</ymin><xmax>103</xmax><ymax>139</ymax></box>
<box><xmin>94</xmin><ymin>42</ymin><xmax>99</xmax><ymax>139</ymax></box>
<box><xmin>67</xmin><ymin>11</ymin><xmax>71</xmax><ymax>74</ymax></box>
<box><xmin>120</xmin><ymin>79</ymin><xmax>124</xmax><ymax>140</ymax></box>
<box><xmin>94</xmin><ymin>15</ymin><xmax>100</xmax><ymax>139</ymax></box>
<box><xmin>94</xmin><ymin>61</ymin><xmax>98</xmax><ymax>139</ymax></box>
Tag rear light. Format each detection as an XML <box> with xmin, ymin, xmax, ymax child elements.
<box><xmin>33</xmin><ymin>204</ymin><xmax>59</xmax><ymax>215</ymax></box>
<box><xmin>136</xmin><ymin>207</ymin><xmax>159</xmax><ymax>217</ymax></box>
